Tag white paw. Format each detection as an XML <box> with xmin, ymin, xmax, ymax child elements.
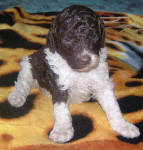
<box><xmin>8</xmin><ymin>93</ymin><xmax>26</xmax><ymax>108</ymax></box>
<box><xmin>49</xmin><ymin>127</ymin><xmax>74</xmax><ymax>143</ymax></box>
<box><xmin>114</xmin><ymin>120</ymin><xmax>140</xmax><ymax>138</ymax></box>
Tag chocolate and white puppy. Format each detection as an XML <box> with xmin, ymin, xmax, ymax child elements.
<box><xmin>8</xmin><ymin>5</ymin><xmax>140</xmax><ymax>143</ymax></box>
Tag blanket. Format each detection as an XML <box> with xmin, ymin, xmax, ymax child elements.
<box><xmin>0</xmin><ymin>6</ymin><xmax>143</xmax><ymax>150</ymax></box>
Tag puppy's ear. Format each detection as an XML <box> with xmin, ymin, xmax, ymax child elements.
<box><xmin>98</xmin><ymin>18</ymin><xmax>105</xmax><ymax>48</ymax></box>
<box><xmin>47</xmin><ymin>18</ymin><xmax>58</xmax><ymax>52</ymax></box>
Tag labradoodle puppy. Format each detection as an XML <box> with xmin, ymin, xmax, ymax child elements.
<box><xmin>8</xmin><ymin>5</ymin><xmax>140</xmax><ymax>143</ymax></box>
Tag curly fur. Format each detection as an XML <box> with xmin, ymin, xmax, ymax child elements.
<box><xmin>8</xmin><ymin>5</ymin><xmax>140</xmax><ymax>143</ymax></box>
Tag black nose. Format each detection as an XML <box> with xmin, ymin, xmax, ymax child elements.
<box><xmin>78</xmin><ymin>55</ymin><xmax>91</xmax><ymax>66</ymax></box>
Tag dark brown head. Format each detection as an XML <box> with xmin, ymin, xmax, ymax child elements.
<box><xmin>47</xmin><ymin>5</ymin><xmax>105</xmax><ymax>72</ymax></box>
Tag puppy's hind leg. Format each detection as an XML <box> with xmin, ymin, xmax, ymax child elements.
<box><xmin>8</xmin><ymin>57</ymin><xmax>36</xmax><ymax>107</ymax></box>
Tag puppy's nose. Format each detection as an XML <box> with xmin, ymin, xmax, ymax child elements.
<box><xmin>78</xmin><ymin>55</ymin><xmax>91</xmax><ymax>66</ymax></box>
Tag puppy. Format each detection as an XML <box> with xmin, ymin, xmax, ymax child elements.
<box><xmin>8</xmin><ymin>5</ymin><xmax>140</xmax><ymax>143</ymax></box>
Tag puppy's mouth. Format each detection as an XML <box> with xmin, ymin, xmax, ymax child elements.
<box><xmin>74</xmin><ymin>54</ymin><xmax>100</xmax><ymax>72</ymax></box>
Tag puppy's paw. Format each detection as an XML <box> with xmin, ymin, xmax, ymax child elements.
<box><xmin>49</xmin><ymin>127</ymin><xmax>74</xmax><ymax>143</ymax></box>
<box><xmin>114</xmin><ymin>121</ymin><xmax>140</xmax><ymax>138</ymax></box>
<box><xmin>8</xmin><ymin>93</ymin><xmax>26</xmax><ymax>108</ymax></box>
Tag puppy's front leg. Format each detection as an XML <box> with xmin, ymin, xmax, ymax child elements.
<box><xmin>8</xmin><ymin>57</ymin><xmax>35</xmax><ymax>107</ymax></box>
<box><xmin>49</xmin><ymin>91</ymin><xmax>74</xmax><ymax>143</ymax></box>
<box><xmin>94</xmin><ymin>79</ymin><xmax>140</xmax><ymax>138</ymax></box>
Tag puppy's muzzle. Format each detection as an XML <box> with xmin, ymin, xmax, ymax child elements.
<box><xmin>77</xmin><ymin>54</ymin><xmax>91</xmax><ymax>67</ymax></box>
<box><xmin>75</xmin><ymin>53</ymin><xmax>99</xmax><ymax>72</ymax></box>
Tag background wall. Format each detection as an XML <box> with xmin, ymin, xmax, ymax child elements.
<box><xmin>0</xmin><ymin>0</ymin><xmax>143</xmax><ymax>14</ymax></box>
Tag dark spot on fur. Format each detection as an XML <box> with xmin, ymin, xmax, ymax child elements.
<box><xmin>0</xmin><ymin>29</ymin><xmax>42</xmax><ymax>50</ymax></box>
<box><xmin>110</xmin><ymin>69</ymin><xmax>116</xmax><ymax>72</ymax></box>
<box><xmin>48</xmin><ymin>114</ymin><xmax>93</xmax><ymax>143</ymax></box>
<box><xmin>25</xmin><ymin>23</ymin><xmax>51</xmax><ymax>28</ymax></box>
<box><xmin>125</xmin><ymin>81</ymin><xmax>142</xmax><ymax>87</ymax></box>
<box><xmin>109</xmin><ymin>71</ymin><xmax>114</xmax><ymax>77</ymax></box>
<box><xmin>104</xmin><ymin>25</ymin><xmax>110</xmax><ymax>28</ymax></box>
<box><xmin>109</xmin><ymin>69</ymin><xmax>116</xmax><ymax>76</ymax></box>
<box><xmin>14</xmin><ymin>7</ymin><xmax>24</xmax><ymax>18</ymax></box>
<box><xmin>118</xmin><ymin>96</ymin><xmax>143</xmax><ymax>114</ymax></box>
<box><xmin>135</xmin><ymin>41</ymin><xmax>141</xmax><ymax>45</ymax></box>
<box><xmin>111</xmin><ymin>65</ymin><xmax>122</xmax><ymax>69</ymax></box>
<box><xmin>118</xmin><ymin>121</ymin><xmax>143</xmax><ymax>144</ymax></box>
<box><xmin>122</xmin><ymin>36</ymin><xmax>129</xmax><ymax>40</ymax></box>
<box><xmin>131</xmin><ymin>26</ymin><xmax>140</xmax><ymax>30</ymax></box>
<box><xmin>107</xmin><ymin>56</ymin><xmax>114</xmax><ymax>60</ymax></box>
<box><xmin>102</xmin><ymin>18</ymin><xmax>110</xmax><ymax>21</ymax></box>
<box><xmin>69</xmin><ymin>114</ymin><xmax>93</xmax><ymax>142</ymax></box>
<box><xmin>114</xmin><ymin>14</ymin><xmax>125</xmax><ymax>17</ymax></box>
<box><xmin>0</xmin><ymin>12</ymin><xmax>15</xmax><ymax>26</ymax></box>
<box><xmin>0</xmin><ymin>72</ymin><xmax>18</xmax><ymax>87</ymax></box>
<box><xmin>113</xmin><ymin>27</ymin><xmax>123</xmax><ymax>32</ymax></box>
<box><xmin>119</xmin><ymin>18</ymin><xmax>125</xmax><ymax>23</ymax></box>
<box><xmin>137</xmin><ymin>30</ymin><xmax>143</xmax><ymax>35</ymax></box>
<box><xmin>36</xmin><ymin>35</ymin><xmax>47</xmax><ymax>38</ymax></box>
<box><xmin>1</xmin><ymin>134</ymin><xmax>13</xmax><ymax>142</ymax></box>
<box><xmin>133</xmin><ymin>67</ymin><xmax>143</xmax><ymax>79</ymax></box>
<box><xmin>0</xmin><ymin>94</ymin><xmax>37</xmax><ymax>118</ymax></box>
<box><xmin>100</xmin><ymin>14</ymin><xmax>110</xmax><ymax>18</ymax></box>
<box><xmin>106</xmin><ymin>43</ymin><xmax>120</xmax><ymax>51</ymax></box>
<box><xmin>0</xmin><ymin>60</ymin><xmax>4</xmax><ymax>66</ymax></box>
<box><xmin>45</xmin><ymin>12</ymin><xmax>58</xmax><ymax>16</ymax></box>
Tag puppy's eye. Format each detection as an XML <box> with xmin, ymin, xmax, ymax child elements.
<box><xmin>89</xmin><ymin>32</ymin><xmax>96</xmax><ymax>39</ymax></box>
<box><xmin>65</xmin><ymin>37</ymin><xmax>72</xmax><ymax>42</ymax></box>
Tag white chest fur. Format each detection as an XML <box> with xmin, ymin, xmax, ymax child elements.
<box><xmin>44</xmin><ymin>48</ymin><xmax>108</xmax><ymax>104</ymax></box>
<box><xmin>68</xmin><ymin>71</ymin><xmax>95</xmax><ymax>104</ymax></box>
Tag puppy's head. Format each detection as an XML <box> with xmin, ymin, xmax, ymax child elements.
<box><xmin>47</xmin><ymin>5</ymin><xmax>105</xmax><ymax>72</ymax></box>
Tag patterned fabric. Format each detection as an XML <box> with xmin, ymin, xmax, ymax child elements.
<box><xmin>0</xmin><ymin>7</ymin><xmax>143</xmax><ymax>150</ymax></box>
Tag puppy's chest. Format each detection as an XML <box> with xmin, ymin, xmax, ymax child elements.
<box><xmin>67</xmin><ymin>73</ymin><xmax>94</xmax><ymax>104</ymax></box>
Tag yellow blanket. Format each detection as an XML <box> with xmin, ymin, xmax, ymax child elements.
<box><xmin>0</xmin><ymin>7</ymin><xmax>143</xmax><ymax>150</ymax></box>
